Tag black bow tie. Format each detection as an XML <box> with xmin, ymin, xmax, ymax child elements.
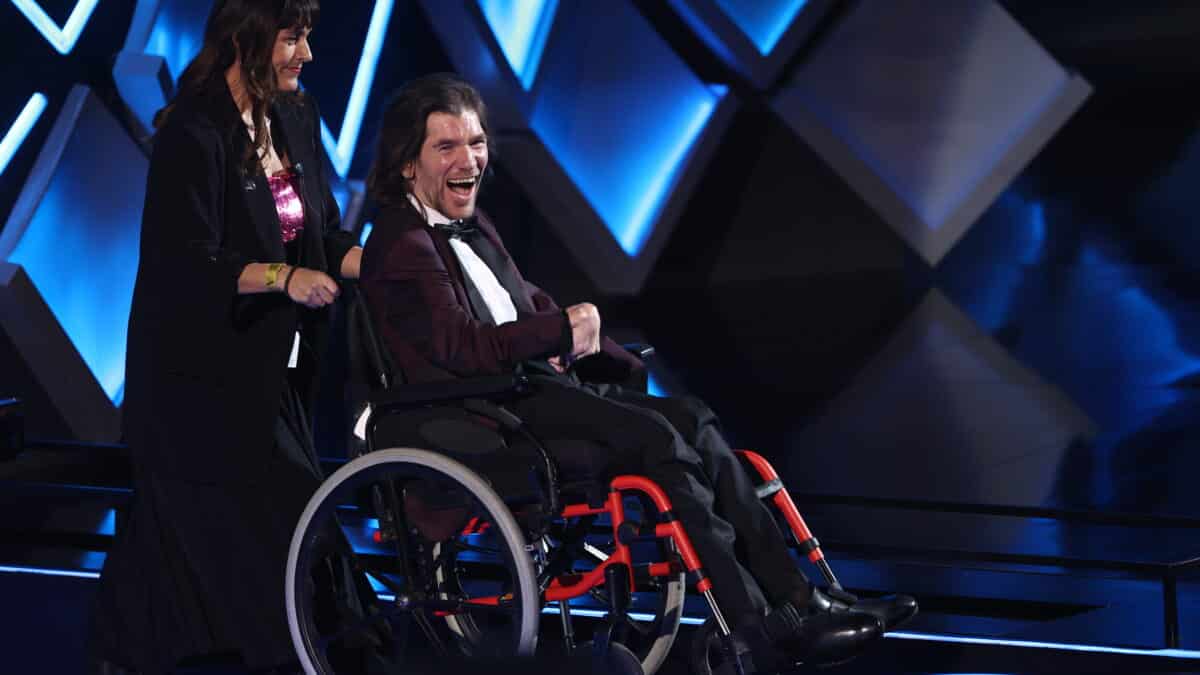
<box><xmin>434</xmin><ymin>219</ymin><xmax>480</xmax><ymax>240</ymax></box>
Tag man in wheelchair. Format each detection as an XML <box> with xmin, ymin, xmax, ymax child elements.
<box><xmin>348</xmin><ymin>73</ymin><xmax>916</xmax><ymax>673</ymax></box>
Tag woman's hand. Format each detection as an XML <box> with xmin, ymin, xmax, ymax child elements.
<box><xmin>286</xmin><ymin>267</ymin><xmax>340</xmax><ymax>308</ymax></box>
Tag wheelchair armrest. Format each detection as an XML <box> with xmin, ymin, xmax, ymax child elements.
<box><xmin>623</xmin><ymin>343</ymin><xmax>655</xmax><ymax>360</ymax></box>
<box><xmin>368</xmin><ymin>374</ymin><xmax>530</xmax><ymax>412</ymax></box>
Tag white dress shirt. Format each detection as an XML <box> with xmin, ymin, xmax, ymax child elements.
<box><xmin>355</xmin><ymin>198</ymin><xmax>522</xmax><ymax>441</ymax></box>
<box><xmin>410</xmin><ymin>195</ymin><xmax>518</xmax><ymax>326</ymax></box>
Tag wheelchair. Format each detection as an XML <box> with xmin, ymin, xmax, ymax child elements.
<box><xmin>284</xmin><ymin>288</ymin><xmax>902</xmax><ymax>675</ymax></box>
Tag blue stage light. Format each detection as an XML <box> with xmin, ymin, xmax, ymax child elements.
<box><xmin>617</xmin><ymin>86</ymin><xmax>723</xmax><ymax>256</ymax></box>
<box><xmin>477</xmin><ymin>0</ymin><xmax>559</xmax><ymax>89</ymax></box>
<box><xmin>0</xmin><ymin>93</ymin><xmax>47</xmax><ymax>177</ymax></box>
<box><xmin>95</xmin><ymin>508</ymin><xmax>116</xmax><ymax>536</ymax></box>
<box><xmin>713</xmin><ymin>0</ymin><xmax>808</xmax><ymax>55</ymax></box>
<box><xmin>542</xmin><ymin>605</ymin><xmax>706</xmax><ymax>625</ymax></box>
<box><xmin>535</xmin><ymin>79</ymin><xmax>718</xmax><ymax>254</ymax></box>
<box><xmin>144</xmin><ymin>1</ymin><xmax>208</xmax><ymax>82</ymax></box>
<box><xmin>12</xmin><ymin>0</ymin><xmax>100</xmax><ymax>55</ymax></box>
<box><xmin>647</xmin><ymin>374</ymin><xmax>665</xmax><ymax>397</ymax></box>
<box><xmin>1058</xmin><ymin>245</ymin><xmax>1200</xmax><ymax>428</ymax></box>
<box><xmin>6</xmin><ymin>89</ymin><xmax>146</xmax><ymax>406</ymax></box>
<box><xmin>947</xmin><ymin>194</ymin><xmax>1047</xmax><ymax>332</ymax></box>
<box><xmin>318</xmin><ymin>0</ymin><xmax>393</xmax><ymax>178</ymax></box>
<box><xmin>529</xmin><ymin>1</ymin><xmax>727</xmax><ymax>258</ymax></box>
<box><xmin>358</xmin><ymin>221</ymin><xmax>373</xmax><ymax>247</ymax></box>
<box><xmin>889</xmin><ymin>630</ymin><xmax>1200</xmax><ymax>660</ymax></box>
<box><xmin>0</xmin><ymin>565</ymin><xmax>100</xmax><ymax>579</ymax></box>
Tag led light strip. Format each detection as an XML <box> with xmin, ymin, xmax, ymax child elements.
<box><xmin>886</xmin><ymin>630</ymin><xmax>1200</xmax><ymax>660</ymax></box>
<box><xmin>318</xmin><ymin>0</ymin><xmax>393</xmax><ymax>178</ymax></box>
<box><xmin>0</xmin><ymin>93</ymin><xmax>48</xmax><ymax>176</ymax></box>
<box><xmin>12</xmin><ymin>0</ymin><xmax>100</xmax><ymax>55</ymax></box>
<box><xmin>3</xmin><ymin>564</ymin><xmax>1193</xmax><ymax>659</ymax></box>
<box><xmin>0</xmin><ymin>565</ymin><xmax>100</xmax><ymax>579</ymax></box>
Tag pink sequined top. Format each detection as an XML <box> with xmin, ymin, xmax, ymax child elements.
<box><xmin>267</xmin><ymin>169</ymin><xmax>305</xmax><ymax>243</ymax></box>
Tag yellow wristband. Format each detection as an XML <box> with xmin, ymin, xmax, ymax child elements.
<box><xmin>265</xmin><ymin>262</ymin><xmax>285</xmax><ymax>287</ymax></box>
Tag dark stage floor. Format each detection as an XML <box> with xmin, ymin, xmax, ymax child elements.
<box><xmin>2</xmin><ymin>441</ymin><xmax>1198</xmax><ymax>673</ymax></box>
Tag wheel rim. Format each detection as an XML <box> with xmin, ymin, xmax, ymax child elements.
<box><xmin>287</xmin><ymin>448</ymin><xmax>540</xmax><ymax>674</ymax></box>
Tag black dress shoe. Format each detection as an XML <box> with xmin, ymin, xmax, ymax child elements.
<box><xmin>760</xmin><ymin>589</ymin><xmax>883</xmax><ymax>668</ymax></box>
<box><xmin>851</xmin><ymin>594</ymin><xmax>918</xmax><ymax>631</ymax></box>
<box><xmin>809</xmin><ymin>585</ymin><xmax>919</xmax><ymax>632</ymax></box>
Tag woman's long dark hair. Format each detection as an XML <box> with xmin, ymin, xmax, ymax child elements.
<box><xmin>156</xmin><ymin>0</ymin><xmax>319</xmax><ymax>174</ymax></box>
<box><xmin>367</xmin><ymin>73</ymin><xmax>492</xmax><ymax>210</ymax></box>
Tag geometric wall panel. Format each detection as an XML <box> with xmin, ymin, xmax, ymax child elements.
<box><xmin>111</xmin><ymin>51</ymin><xmax>172</xmax><ymax>136</ymax></box>
<box><xmin>477</xmin><ymin>0</ymin><xmax>558</xmax><ymax>90</ymax></box>
<box><xmin>772</xmin><ymin>0</ymin><xmax>1091</xmax><ymax>266</ymax></box>
<box><xmin>0</xmin><ymin>262</ymin><xmax>118</xmax><ymax>441</ymax></box>
<box><xmin>528</xmin><ymin>3</ymin><xmax>729</xmax><ymax>260</ymax></box>
<box><xmin>420</xmin><ymin>0</ymin><xmax>736</xmax><ymax>294</ymax></box>
<box><xmin>666</xmin><ymin>0</ymin><xmax>838</xmax><ymax>88</ymax></box>
<box><xmin>0</xmin><ymin>85</ymin><xmax>147</xmax><ymax>431</ymax></box>
<box><xmin>117</xmin><ymin>0</ymin><xmax>214</xmax><ymax>135</ymax></box>
<box><xmin>128</xmin><ymin>0</ymin><xmax>209</xmax><ymax>80</ymax></box>
<box><xmin>778</xmin><ymin>290</ymin><xmax>1097</xmax><ymax>506</ymax></box>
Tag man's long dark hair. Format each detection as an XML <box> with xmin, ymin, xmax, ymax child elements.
<box><xmin>367</xmin><ymin>73</ymin><xmax>492</xmax><ymax>211</ymax></box>
<box><xmin>155</xmin><ymin>0</ymin><xmax>319</xmax><ymax>174</ymax></box>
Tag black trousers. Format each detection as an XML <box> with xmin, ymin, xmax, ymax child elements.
<box><xmin>508</xmin><ymin>376</ymin><xmax>809</xmax><ymax>626</ymax></box>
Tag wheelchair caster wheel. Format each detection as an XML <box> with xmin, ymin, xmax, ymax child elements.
<box><xmin>571</xmin><ymin>640</ymin><xmax>642</xmax><ymax>675</ymax></box>
<box><xmin>690</xmin><ymin>618</ymin><xmax>756</xmax><ymax>675</ymax></box>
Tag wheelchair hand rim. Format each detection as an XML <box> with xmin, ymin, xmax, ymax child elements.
<box><xmin>285</xmin><ymin>446</ymin><xmax>541</xmax><ymax>675</ymax></box>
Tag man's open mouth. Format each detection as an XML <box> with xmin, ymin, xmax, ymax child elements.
<box><xmin>447</xmin><ymin>175</ymin><xmax>479</xmax><ymax>195</ymax></box>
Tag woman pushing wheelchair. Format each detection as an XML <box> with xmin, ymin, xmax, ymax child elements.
<box><xmin>92</xmin><ymin>1</ymin><xmax>370</xmax><ymax>672</ymax></box>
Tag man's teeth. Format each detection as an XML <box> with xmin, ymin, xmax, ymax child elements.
<box><xmin>447</xmin><ymin>177</ymin><xmax>478</xmax><ymax>188</ymax></box>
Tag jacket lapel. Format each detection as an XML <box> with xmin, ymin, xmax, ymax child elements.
<box><xmin>211</xmin><ymin>87</ymin><xmax>285</xmax><ymax>263</ymax></box>
<box><xmin>387</xmin><ymin>205</ymin><xmax>478</xmax><ymax>319</ymax></box>
<box><xmin>474</xmin><ymin>216</ymin><xmax>535</xmax><ymax>315</ymax></box>
<box><xmin>241</xmin><ymin>171</ymin><xmax>285</xmax><ymax>262</ymax></box>
<box><xmin>469</xmin><ymin>228</ymin><xmax>535</xmax><ymax>316</ymax></box>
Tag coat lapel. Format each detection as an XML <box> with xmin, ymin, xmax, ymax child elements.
<box><xmin>241</xmin><ymin>171</ymin><xmax>285</xmax><ymax>262</ymax></box>
<box><xmin>211</xmin><ymin>87</ymin><xmax>285</xmax><ymax>263</ymax></box>
<box><xmin>469</xmin><ymin>227</ymin><xmax>535</xmax><ymax>316</ymax></box>
<box><xmin>473</xmin><ymin>216</ymin><xmax>536</xmax><ymax>315</ymax></box>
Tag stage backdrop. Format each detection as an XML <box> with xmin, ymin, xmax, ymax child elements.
<box><xmin>1</xmin><ymin>0</ymin><xmax>1197</xmax><ymax>522</ymax></box>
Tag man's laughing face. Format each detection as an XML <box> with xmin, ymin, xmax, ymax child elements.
<box><xmin>405</xmin><ymin>110</ymin><xmax>488</xmax><ymax>220</ymax></box>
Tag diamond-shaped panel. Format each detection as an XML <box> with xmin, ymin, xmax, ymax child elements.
<box><xmin>666</xmin><ymin>0</ymin><xmax>837</xmax><ymax>88</ymax></box>
<box><xmin>771</xmin><ymin>0</ymin><xmax>1090</xmax><ymax>265</ymax></box>
<box><xmin>423</xmin><ymin>0</ymin><xmax>736</xmax><ymax>294</ymax></box>
<box><xmin>1</xmin><ymin>86</ymin><xmax>146</xmax><ymax>406</ymax></box>
<box><xmin>477</xmin><ymin>0</ymin><xmax>558</xmax><ymax>90</ymax></box>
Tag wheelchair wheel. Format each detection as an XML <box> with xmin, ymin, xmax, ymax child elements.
<box><xmin>286</xmin><ymin>447</ymin><xmax>540</xmax><ymax>675</ymax></box>
<box><xmin>582</xmin><ymin>538</ymin><xmax>685</xmax><ymax>675</ymax></box>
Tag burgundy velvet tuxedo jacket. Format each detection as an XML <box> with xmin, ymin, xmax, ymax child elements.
<box><xmin>359</xmin><ymin>202</ymin><xmax>641</xmax><ymax>385</ymax></box>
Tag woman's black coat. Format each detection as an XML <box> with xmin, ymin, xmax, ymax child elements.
<box><xmin>94</xmin><ymin>80</ymin><xmax>355</xmax><ymax>672</ymax></box>
<box><xmin>124</xmin><ymin>81</ymin><xmax>355</xmax><ymax>484</ymax></box>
